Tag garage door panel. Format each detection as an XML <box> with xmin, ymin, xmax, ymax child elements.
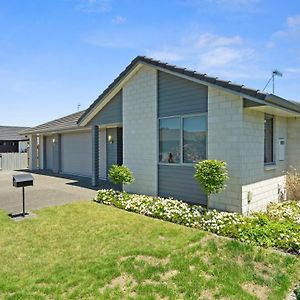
<box><xmin>61</xmin><ymin>132</ymin><xmax>92</xmax><ymax>177</ymax></box>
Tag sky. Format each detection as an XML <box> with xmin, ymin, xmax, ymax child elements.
<box><xmin>0</xmin><ymin>0</ymin><xmax>300</xmax><ymax>126</ymax></box>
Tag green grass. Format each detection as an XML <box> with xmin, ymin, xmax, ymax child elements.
<box><xmin>0</xmin><ymin>201</ymin><xmax>299</xmax><ymax>300</ymax></box>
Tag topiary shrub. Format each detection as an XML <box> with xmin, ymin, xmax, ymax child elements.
<box><xmin>194</xmin><ymin>160</ymin><xmax>229</xmax><ymax>208</ymax></box>
<box><xmin>108</xmin><ymin>164</ymin><xmax>134</xmax><ymax>185</ymax></box>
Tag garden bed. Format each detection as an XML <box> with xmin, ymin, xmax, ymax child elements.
<box><xmin>95</xmin><ymin>189</ymin><xmax>300</xmax><ymax>255</ymax></box>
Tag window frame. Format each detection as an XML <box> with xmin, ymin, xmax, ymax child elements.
<box><xmin>158</xmin><ymin>113</ymin><xmax>208</xmax><ymax>166</ymax></box>
<box><xmin>264</xmin><ymin>114</ymin><xmax>275</xmax><ymax>165</ymax></box>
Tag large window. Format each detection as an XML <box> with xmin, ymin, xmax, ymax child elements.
<box><xmin>264</xmin><ymin>114</ymin><xmax>274</xmax><ymax>164</ymax></box>
<box><xmin>159</xmin><ymin>115</ymin><xmax>207</xmax><ymax>164</ymax></box>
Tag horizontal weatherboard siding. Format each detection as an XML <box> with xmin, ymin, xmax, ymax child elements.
<box><xmin>87</xmin><ymin>90</ymin><xmax>123</xmax><ymax>126</ymax></box>
<box><xmin>158</xmin><ymin>165</ymin><xmax>207</xmax><ymax>205</ymax></box>
<box><xmin>158</xmin><ymin>71</ymin><xmax>208</xmax><ymax>117</ymax></box>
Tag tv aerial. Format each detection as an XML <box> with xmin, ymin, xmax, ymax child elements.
<box><xmin>263</xmin><ymin>69</ymin><xmax>283</xmax><ymax>94</ymax></box>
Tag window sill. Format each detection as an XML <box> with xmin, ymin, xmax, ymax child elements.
<box><xmin>264</xmin><ymin>164</ymin><xmax>277</xmax><ymax>171</ymax></box>
<box><xmin>158</xmin><ymin>163</ymin><xmax>195</xmax><ymax>167</ymax></box>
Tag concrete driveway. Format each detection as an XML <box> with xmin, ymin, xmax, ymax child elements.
<box><xmin>0</xmin><ymin>170</ymin><xmax>98</xmax><ymax>214</ymax></box>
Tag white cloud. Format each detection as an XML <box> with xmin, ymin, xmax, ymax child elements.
<box><xmin>179</xmin><ymin>0</ymin><xmax>261</xmax><ymax>11</ymax></box>
<box><xmin>149</xmin><ymin>33</ymin><xmax>251</xmax><ymax>65</ymax></box>
<box><xmin>199</xmin><ymin>47</ymin><xmax>248</xmax><ymax>68</ymax></box>
<box><xmin>188</xmin><ymin>33</ymin><xmax>242</xmax><ymax>49</ymax></box>
<box><xmin>76</xmin><ymin>0</ymin><xmax>111</xmax><ymax>13</ymax></box>
<box><xmin>284</xmin><ymin>67</ymin><xmax>300</xmax><ymax>74</ymax></box>
<box><xmin>287</xmin><ymin>15</ymin><xmax>300</xmax><ymax>29</ymax></box>
<box><xmin>273</xmin><ymin>15</ymin><xmax>300</xmax><ymax>38</ymax></box>
<box><xmin>147</xmin><ymin>50</ymin><xmax>182</xmax><ymax>62</ymax></box>
<box><xmin>207</xmin><ymin>0</ymin><xmax>259</xmax><ymax>5</ymax></box>
<box><xmin>146</xmin><ymin>32</ymin><xmax>262</xmax><ymax>80</ymax></box>
<box><xmin>112</xmin><ymin>16</ymin><xmax>126</xmax><ymax>25</ymax></box>
<box><xmin>84</xmin><ymin>28</ymin><xmax>263</xmax><ymax>81</ymax></box>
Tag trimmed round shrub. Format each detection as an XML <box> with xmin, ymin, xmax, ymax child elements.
<box><xmin>194</xmin><ymin>160</ymin><xmax>229</xmax><ymax>196</ymax></box>
<box><xmin>108</xmin><ymin>164</ymin><xmax>134</xmax><ymax>185</ymax></box>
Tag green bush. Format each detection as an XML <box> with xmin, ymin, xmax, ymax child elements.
<box><xmin>194</xmin><ymin>160</ymin><xmax>229</xmax><ymax>207</ymax></box>
<box><xmin>95</xmin><ymin>190</ymin><xmax>300</xmax><ymax>254</ymax></box>
<box><xmin>108</xmin><ymin>165</ymin><xmax>134</xmax><ymax>185</ymax></box>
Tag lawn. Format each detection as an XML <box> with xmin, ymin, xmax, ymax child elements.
<box><xmin>0</xmin><ymin>201</ymin><xmax>299</xmax><ymax>300</ymax></box>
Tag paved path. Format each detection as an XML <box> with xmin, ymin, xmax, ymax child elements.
<box><xmin>0</xmin><ymin>170</ymin><xmax>97</xmax><ymax>214</ymax></box>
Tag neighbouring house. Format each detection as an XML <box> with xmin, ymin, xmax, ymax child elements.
<box><xmin>23</xmin><ymin>56</ymin><xmax>300</xmax><ymax>214</ymax></box>
<box><xmin>0</xmin><ymin>126</ymin><xmax>29</xmax><ymax>153</ymax></box>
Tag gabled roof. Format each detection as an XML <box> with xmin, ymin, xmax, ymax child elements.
<box><xmin>0</xmin><ymin>126</ymin><xmax>29</xmax><ymax>141</ymax></box>
<box><xmin>22</xmin><ymin>110</ymin><xmax>85</xmax><ymax>134</ymax></box>
<box><xmin>78</xmin><ymin>55</ymin><xmax>300</xmax><ymax>124</ymax></box>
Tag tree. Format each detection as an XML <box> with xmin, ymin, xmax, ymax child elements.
<box><xmin>194</xmin><ymin>160</ymin><xmax>229</xmax><ymax>209</ymax></box>
<box><xmin>108</xmin><ymin>165</ymin><xmax>134</xmax><ymax>186</ymax></box>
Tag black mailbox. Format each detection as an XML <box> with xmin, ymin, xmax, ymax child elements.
<box><xmin>11</xmin><ymin>174</ymin><xmax>34</xmax><ymax>218</ymax></box>
<box><xmin>13</xmin><ymin>174</ymin><xmax>34</xmax><ymax>188</ymax></box>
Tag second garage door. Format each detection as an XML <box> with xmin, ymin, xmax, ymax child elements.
<box><xmin>61</xmin><ymin>131</ymin><xmax>92</xmax><ymax>177</ymax></box>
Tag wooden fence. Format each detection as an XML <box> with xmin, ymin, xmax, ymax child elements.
<box><xmin>0</xmin><ymin>153</ymin><xmax>28</xmax><ymax>171</ymax></box>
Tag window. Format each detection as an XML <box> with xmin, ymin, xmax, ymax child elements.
<box><xmin>159</xmin><ymin>118</ymin><xmax>180</xmax><ymax>163</ymax></box>
<box><xmin>183</xmin><ymin>116</ymin><xmax>207</xmax><ymax>163</ymax></box>
<box><xmin>159</xmin><ymin>115</ymin><xmax>207</xmax><ymax>164</ymax></box>
<box><xmin>264</xmin><ymin>114</ymin><xmax>274</xmax><ymax>164</ymax></box>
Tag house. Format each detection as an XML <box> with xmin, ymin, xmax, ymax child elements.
<box><xmin>0</xmin><ymin>126</ymin><xmax>29</xmax><ymax>153</ymax></box>
<box><xmin>23</xmin><ymin>56</ymin><xmax>300</xmax><ymax>214</ymax></box>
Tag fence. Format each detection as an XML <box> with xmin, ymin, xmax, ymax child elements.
<box><xmin>0</xmin><ymin>153</ymin><xmax>28</xmax><ymax>171</ymax></box>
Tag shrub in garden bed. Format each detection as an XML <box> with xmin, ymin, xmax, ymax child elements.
<box><xmin>94</xmin><ymin>189</ymin><xmax>300</xmax><ymax>254</ymax></box>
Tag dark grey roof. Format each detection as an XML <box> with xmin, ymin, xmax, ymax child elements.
<box><xmin>78</xmin><ymin>56</ymin><xmax>300</xmax><ymax>124</ymax></box>
<box><xmin>0</xmin><ymin>126</ymin><xmax>29</xmax><ymax>141</ymax></box>
<box><xmin>22</xmin><ymin>110</ymin><xmax>86</xmax><ymax>134</ymax></box>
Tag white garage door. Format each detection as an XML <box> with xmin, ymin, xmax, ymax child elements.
<box><xmin>45</xmin><ymin>136</ymin><xmax>53</xmax><ymax>170</ymax></box>
<box><xmin>61</xmin><ymin>131</ymin><xmax>92</xmax><ymax>177</ymax></box>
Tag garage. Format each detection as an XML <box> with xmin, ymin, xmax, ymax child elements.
<box><xmin>61</xmin><ymin>131</ymin><xmax>92</xmax><ymax>177</ymax></box>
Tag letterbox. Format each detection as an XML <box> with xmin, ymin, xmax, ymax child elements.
<box><xmin>12</xmin><ymin>174</ymin><xmax>34</xmax><ymax>188</ymax></box>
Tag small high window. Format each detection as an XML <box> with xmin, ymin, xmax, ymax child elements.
<box><xmin>264</xmin><ymin>114</ymin><xmax>274</xmax><ymax>164</ymax></box>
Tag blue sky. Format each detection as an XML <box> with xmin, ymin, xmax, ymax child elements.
<box><xmin>0</xmin><ymin>0</ymin><xmax>300</xmax><ymax>126</ymax></box>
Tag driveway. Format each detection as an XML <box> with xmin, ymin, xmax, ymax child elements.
<box><xmin>0</xmin><ymin>170</ymin><xmax>98</xmax><ymax>214</ymax></box>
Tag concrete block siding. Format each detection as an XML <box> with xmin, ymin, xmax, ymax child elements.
<box><xmin>242</xmin><ymin>175</ymin><xmax>286</xmax><ymax>214</ymax></box>
<box><xmin>208</xmin><ymin>86</ymin><xmax>290</xmax><ymax>213</ymax></box>
<box><xmin>123</xmin><ymin>66</ymin><xmax>158</xmax><ymax>195</ymax></box>
<box><xmin>241</xmin><ymin>110</ymin><xmax>288</xmax><ymax>213</ymax></box>
<box><xmin>208</xmin><ymin>87</ymin><xmax>243</xmax><ymax>213</ymax></box>
<box><xmin>287</xmin><ymin>117</ymin><xmax>300</xmax><ymax>170</ymax></box>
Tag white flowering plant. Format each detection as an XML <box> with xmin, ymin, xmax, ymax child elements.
<box><xmin>94</xmin><ymin>189</ymin><xmax>300</xmax><ymax>254</ymax></box>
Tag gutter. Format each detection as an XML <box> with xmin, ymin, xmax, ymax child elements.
<box><xmin>21</xmin><ymin>126</ymin><xmax>91</xmax><ymax>135</ymax></box>
<box><xmin>265</xmin><ymin>94</ymin><xmax>300</xmax><ymax>114</ymax></box>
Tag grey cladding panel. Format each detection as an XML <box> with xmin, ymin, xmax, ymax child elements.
<box><xmin>158</xmin><ymin>165</ymin><xmax>207</xmax><ymax>205</ymax></box>
<box><xmin>158</xmin><ymin>71</ymin><xmax>208</xmax><ymax>117</ymax></box>
<box><xmin>106</xmin><ymin>128</ymin><xmax>118</xmax><ymax>173</ymax></box>
<box><xmin>88</xmin><ymin>90</ymin><xmax>122</xmax><ymax>126</ymax></box>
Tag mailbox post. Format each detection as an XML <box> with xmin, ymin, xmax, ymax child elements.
<box><xmin>12</xmin><ymin>174</ymin><xmax>34</xmax><ymax>218</ymax></box>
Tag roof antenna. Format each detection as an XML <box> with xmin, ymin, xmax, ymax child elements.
<box><xmin>263</xmin><ymin>69</ymin><xmax>283</xmax><ymax>94</ymax></box>
<box><xmin>77</xmin><ymin>103</ymin><xmax>81</xmax><ymax>111</ymax></box>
